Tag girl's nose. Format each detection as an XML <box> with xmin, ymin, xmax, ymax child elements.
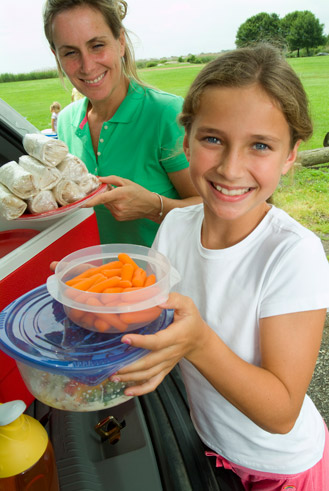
<box><xmin>217</xmin><ymin>148</ymin><xmax>244</xmax><ymax>180</ymax></box>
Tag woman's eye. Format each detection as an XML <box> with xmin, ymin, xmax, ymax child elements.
<box><xmin>63</xmin><ymin>50</ymin><xmax>76</xmax><ymax>57</ymax></box>
<box><xmin>92</xmin><ymin>43</ymin><xmax>104</xmax><ymax>49</ymax></box>
<box><xmin>254</xmin><ymin>142</ymin><xmax>269</xmax><ymax>151</ymax></box>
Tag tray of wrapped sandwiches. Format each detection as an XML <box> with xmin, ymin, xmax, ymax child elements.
<box><xmin>0</xmin><ymin>133</ymin><xmax>106</xmax><ymax>222</ymax></box>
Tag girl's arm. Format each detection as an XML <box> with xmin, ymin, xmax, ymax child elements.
<box><xmin>113</xmin><ymin>292</ymin><xmax>326</xmax><ymax>434</ymax></box>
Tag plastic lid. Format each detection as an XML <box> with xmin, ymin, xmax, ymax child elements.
<box><xmin>0</xmin><ymin>284</ymin><xmax>173</xmax><ymax>385</ymax></box>
<box><xmin>0</xmin><ymin>400</ymin><xmax>26</xmax><ymax>426</ymax></box>
<box><xmin>0</xmin><ymin>400</ymin><xmax>48</xmax><ymax>478</ymax></box>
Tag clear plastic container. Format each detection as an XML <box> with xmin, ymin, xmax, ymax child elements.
<box><xmin>0</xmin><ymin>285</ymin><xmax>174</xmax><ymax>411</ymax></box>
<box><xmin>47</xmin><ymin>244</ymin><xmax>180</xmax><ymax>334</ymax></box>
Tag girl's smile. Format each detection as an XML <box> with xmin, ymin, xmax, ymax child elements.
<box><xmin>183</xmin><ymin>84</ymin><xmax>300</xmax><ymax>247</ymax></box>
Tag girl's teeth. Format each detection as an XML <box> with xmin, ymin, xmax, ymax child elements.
<box><xmin>85</xmin><ymin>73</ymin><xmax>105</xmax><ymax>84</ymax></box>
<box><xmin>214</xmin><ymin>184</ymin><xmax>250</xmax><ymax>196</ymax></box>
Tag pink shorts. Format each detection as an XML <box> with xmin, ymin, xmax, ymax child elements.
<box><xmin>205</xmin><ymin>422</ymin><xmax>329</xmax><ymax>490</ymax></box>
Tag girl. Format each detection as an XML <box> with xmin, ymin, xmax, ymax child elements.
<box><xmin>50</xmin><ymin>101</ymin><xmax>61</xmax><ymax>133</ymax></box>
<box><xmin>111</xmin><ymin>44</ymin><xmax>329</xmax><ymax>490</ymax></box>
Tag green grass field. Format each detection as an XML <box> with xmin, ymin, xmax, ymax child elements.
<box><xmin>1</xmin><ymin>56</ymin><xmax>328</xmax><ymax>149</ymax></box>
<box><xmin>0</xmin><ymin>57</ymin><xmax>328</xmax><ymax>243</ymax></box>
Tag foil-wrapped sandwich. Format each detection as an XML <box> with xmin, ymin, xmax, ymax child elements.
<box><xmin>26</xmin><ymin>190</ymin><xmax>59</xmax><ymax>214</ymax></box>
<box><xmin>57</xmin><ymin>153</ymin><xmax>88</xmax><ymax>181</ymax></box>
<box><xmin>0</xmin><ymin>161</ymin><xmax>37</xmax><ymax>199</ymax></box>
<box><xmin>53</xmin><ymin>179</ymin><xmax>85</xmax><ymax>206</ymax></box>
<box><xmin>0</xmin><ymin>183</ymin><xmax>27</xmax><ymax>220</ymax></box>
<box><xmin>23</xmin><ymin>133</ymin><xmax>68</xmax><ymax>167</ymax></box>
<box><xmin>19</xmin><ymin>155</ymin><xmax>62</xmax><ymax>190</ymax></box>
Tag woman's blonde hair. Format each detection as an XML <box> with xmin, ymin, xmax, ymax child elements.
<box><xmin>179</xmin><ymin>43</ymin><xmax>313</xmax><ymax>147</ymax></box>
<box><xmin>43</xmin><ymin>0</ymin><xmax>143</xmax><ymax>85</ymax></box>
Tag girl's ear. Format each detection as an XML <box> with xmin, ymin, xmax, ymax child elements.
<box><xmin>183</xmin><ymin>134</ymin><xmax>190</xmax><ymax>162</ymax></box>
<box><xmin>281</xmin><ymin>140</ymin><xmax>301</xmax><ymax>175</ymax></box>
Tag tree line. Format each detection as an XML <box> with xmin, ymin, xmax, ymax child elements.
<box><xmin>236</xmin><ymin>10</ymin><xmax>328</xmax><ymax>56</ymax></box>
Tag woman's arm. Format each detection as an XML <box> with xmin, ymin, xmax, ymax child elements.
<box><xmin>112</xmin><ymin>292</ymin><xmax>326</xmax><ymax>434</ymax></box>
<box><xmin>84</xmin><ymin>168</ymin><xmax>201</xmax><ymax>223</ymax></box>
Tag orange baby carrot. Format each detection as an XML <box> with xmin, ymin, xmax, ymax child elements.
<box><xmin>118</xmin><ymin>279</ymin><xmax>132</xmax><ymax>289</ymax></box>
<box><xmin>122</xmin><ymin>287</ymin><xmax>143</xmax><ymax>292</ymax></box>
<box><xmin>68</xmin><ymin>308</ymin><xmax>84</xmax><ymax>323</ymax></box>
<box><xmin>65</xmin><ymin>266</ymin><xmax>100</xmax><ymax>284</ymax></box>
<box><xmin>118</xmin><ymin>253</ymin><xmax>139</xmax><ymax>270</ymax></box>
<box><xmin>86</xmin><ymin>297</ymin><xmax>103</xmax><ymax>307</ymax></box>
<box><xmin>96</xmin><ymin>313</ymin><xmax>129</xmax><ymax>332</ymax></box>
<box><xmin>131</xmin><ymin>267</ymin><xmax>147</xmax><ymax>287</ymax></box>
<box><xmin>121</xmin><ymin>263</ymin><xmax>134</xmax><ymax>281</ymax></box>
<box><xmin>103</xmin><ymin>287</ymin><xmax>124</xmax><ymax>294</ymax></box>
<box><xmin>94</xmin><ymin>260</ymin><xmax>123</xmax><ymax>272</ymax></box>
<box><xmin>93</xmin><ymin>318</ymin><xmax>110</xmax><ymax>333</ymax></box>
<box><xmin>102</xmin><ymin>268</ymin><xmax>122</xmax><ymax>278</ymax></box>
<box><xmin>87</xmin><ymin>276</ymin><xmax>121</xmax><ymax>293</ymax></box>
<box><xmin>144</xmin><ymin>274</ymin><xmax>156</xmax><ymax>287</ymax></box>
<box><xmin>120</xmin><ymin>306</ymin><xmax>162</xmax><ymax>325</ymax></box>
<box><xmin>73</xmin><ymin>273</ymin><xmax>107</xmax><ymax>291</ymax></box>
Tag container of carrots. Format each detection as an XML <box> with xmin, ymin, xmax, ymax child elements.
<box><xmin>47</xmin><ymin>244</ymin><xmax>180</xmax><ymax>334</ymax></box>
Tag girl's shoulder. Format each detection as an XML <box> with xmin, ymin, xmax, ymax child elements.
<box><xmin>268</xmin><ymin>206</ymin><xmax>319</xmax><ymax>243</ymax></box>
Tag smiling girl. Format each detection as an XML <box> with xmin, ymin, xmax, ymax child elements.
<box><xmin>112</xmin><ymin>44</ymin><xmax>329</xmax><ymax>490</ymax></box>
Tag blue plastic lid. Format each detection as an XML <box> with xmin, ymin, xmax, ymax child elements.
<box><xmin>0</xmin><ymin>285</ymin><xmax>173</xmax><ymax>385</ymax></box>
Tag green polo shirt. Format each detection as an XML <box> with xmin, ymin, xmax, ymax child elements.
<box><xmin>57</xmin><ymin>80</ymin><xmax>188</xmax><ymax>247</ymax></box>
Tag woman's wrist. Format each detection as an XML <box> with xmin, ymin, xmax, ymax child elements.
<box><xmin>152</xmin><ymin>192</ymin><xmax>164</xmax><ymax>217</ymax></box>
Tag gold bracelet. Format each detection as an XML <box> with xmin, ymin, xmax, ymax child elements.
<box><xmin>153</xmin><ymin>192</ymin><xmax>164</xmax><ymax>217</ymax></box>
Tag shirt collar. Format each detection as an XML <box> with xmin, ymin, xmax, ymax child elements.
<box><xmin>78</xmin><ymin>79</ymin><xmax>144</xmax><ymax>128</ymax></box>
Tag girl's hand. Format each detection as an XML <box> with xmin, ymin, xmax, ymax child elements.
<box><xmin>110</xmin><ymin>292</ymin><xmax>211</xmax><ymax>396</ymax></box>
<box><xmin>84</xmin><ymin>176</ymin><xmax>163</xmax><ymax>222</ymax></box>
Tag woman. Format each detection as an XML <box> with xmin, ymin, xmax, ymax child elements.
<box><xmin>43</xmin><ymin>0</ymin><xmax>201</xmax><ymax>246</ymax></box>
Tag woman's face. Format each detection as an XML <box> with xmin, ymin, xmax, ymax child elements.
<box><xmin>51</xmin><ymin>5</ymin><xmax>126</xmax><ymax>104</ymax></box>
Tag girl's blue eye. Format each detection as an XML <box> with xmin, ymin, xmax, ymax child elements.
<box><xmin>205</xmin><ymin>136</ymin><xmax>221</xmax><ymax>144</ymax></box>
<box><xmin>254</xmin><ymin>142</ymin><xmax>269</xmax><ymax>151</ymax></box>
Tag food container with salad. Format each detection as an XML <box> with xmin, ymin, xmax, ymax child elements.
<box><xmin>0</xmin><ymin>281</ymin><xmax>176</xmax><ymax>411</ymax></box>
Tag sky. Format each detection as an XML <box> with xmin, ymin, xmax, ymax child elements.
<box><xmin>0</xmin><ymin>0</ymin><xmax>328</xmax><ymax>74</ymax></box>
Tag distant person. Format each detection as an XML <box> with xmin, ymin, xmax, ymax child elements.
<box><xmin>50</xmin><ymin>101</ymin><xmax>61</xmax><ymax>133</ymax></box>
<box><xmin>112</xmin><ymin>44</ymin><xmax>329</xmax><ymax>490</ymax></box>
<box><xmin>71</xmin><ymin>87</ymin><xmax>84</xmax><ymax>102</ymax></box>
<box><xmin>43</xmin><ymin>0</ymin><xmax>201</xmax><ymax>247</ymax></box>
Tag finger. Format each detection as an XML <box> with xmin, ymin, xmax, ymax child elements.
<box><xmin>124</xmin><ymin>373</ymin><xmax>167</xmax><ymax>397</ymax></box>
<box><xmin>84</xmin><ymin>188</ymin><xmax>118</xmax><ymax>207</ymax></box>
<box><xmin>50</xmin><ymin>261</ymin><xmax>58</xmax><ymax>271</ymax></box>
<box><xmin>98</xmin><ymin>175</ymin><xmax>130</xmax><ymax>187</ymax></box>
<box><xmin>159</xmin><ymin>292</ymin><xmax>196</xmax><ymax>317</ymax></box>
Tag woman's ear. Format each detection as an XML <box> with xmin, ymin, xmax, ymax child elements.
<box><xmin>282</xmin><ymin>140</ymin><xmax>301</xmax><ymax>175</ymax></box>
<box><xmin>119</xmin><ymin>29</ymin><xmax>126</xmax><ymax>57</ymax></box>
<box><xmin>183</xmin><ymin>133</ymin><xmax>190</xmax><ymax>162</ymax></box>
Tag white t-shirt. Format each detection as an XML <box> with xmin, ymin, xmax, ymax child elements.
<box><xmin>51</xmin><ymin>112</ymin><xmax>58</xmax><ymax>133</ymax></box>
<box><xmin>153</xmin><ymin>204</ymin><xmax>329</xmax><ymax>474</ymax></box>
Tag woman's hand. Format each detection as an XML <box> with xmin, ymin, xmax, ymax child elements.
<box><xmin>84</xmin><ymin>176</ymin><xmax>162</xmax><ymax>222</ymax></box>
<box><xmin>110</xmin><ymin>292</ymin><xmax>211</xmax><ymax>396</ymax></box>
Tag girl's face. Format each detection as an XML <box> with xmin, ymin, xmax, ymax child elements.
<box><xmin>51</xmin><ymin>5</ymin><xmax>126</xmax><ymax>104</ymax></box>
<box><xmin>184</xmin><ymin>84</ymin><xmax>300</xmax><ymax>246</ymax></box>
